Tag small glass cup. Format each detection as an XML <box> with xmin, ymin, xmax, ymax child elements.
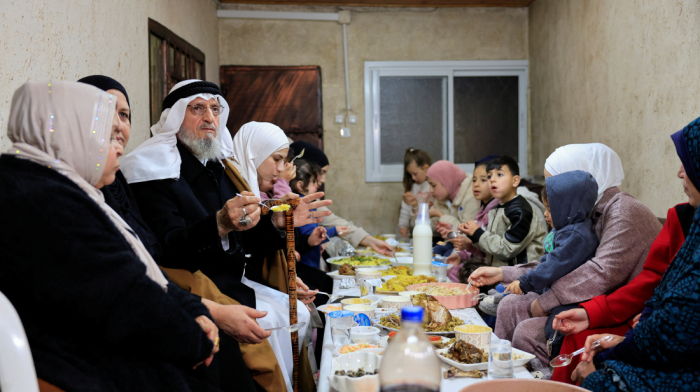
<box><xmin>431</xmin><ymin>261</ymin><xmax>448</xmax><ymax>282</ymax></box>
<box><xmin>358</xmin><ymin>279</ymin><xmax>376</xmax><ymax>296</ymax></box>
<box><xmin>488</xmin><ymin>338</ymin><xmax>514</xmax><ymax>379</ymax></box>
<box><xmin>329</xmin><ymin>310</ymin><xmax>354</xmax><ymax>346</ymax></box>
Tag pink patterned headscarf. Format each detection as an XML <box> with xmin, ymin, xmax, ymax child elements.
<box><xmin>426</xmin><ymin>160</ymin><xmax>467</xmax><ymax>202</ymax></box>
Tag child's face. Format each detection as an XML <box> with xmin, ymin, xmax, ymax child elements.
<box><xmin>307</xmin><ymin>178</ymin><xmax>319</xmax><ymax>195</ymax></box>
<box><xmin>543</xmin><ymin>199</ymin><xmax>554</xmax><ymax>228</ymax></box>
<box><xmin>471</xmin><ymin>165</ymin><xmax>492</xmax><ymax>201</ymax></box>
<box><xmin>427</xmin><ymin>176</ymin><xmax>449</xmax><ymax>201</ymax></box>
<box><xmin>407</xmin><ymin>161</ymin><xmax>429</xmax><ymax>184</ymax></box>
<box><xmin>488</xmin><ymin>165</ymin><xmax>520</xmax><ymax>202</ymax></box>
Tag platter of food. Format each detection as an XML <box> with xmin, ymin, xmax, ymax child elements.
<box><xmin>436</xmin><ymin>341</ymin><xmax>535</xmax><ymax>371</ymax></box>
<box><xmin>377</xmin><ymin>275</ymin><xmax>436</xmax><ymax>293</ymax></box>
<box><xmin>406</xmin><ymin>282</ymin><xmax>484</xmax><ymax>309</ymax></box>
<box><xmin>327</xmin><ymin>256</ymin><xmax>391</xmax><ymax>271</ymax></box>
<box><xmin>374</xmin><ymin>293</ymin><xmax>468</xmax><ymax>335</ymax></box>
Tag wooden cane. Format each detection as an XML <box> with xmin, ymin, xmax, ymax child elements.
<box><xmin>261</xmin><ymin>199</ymin><xmax>301</xmax><ymax>392</ymax></box>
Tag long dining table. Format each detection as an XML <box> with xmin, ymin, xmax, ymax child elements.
<box><xmin>316</xmin><ymin>279</ymin><xmax>534</xmax><ymax>392</ymax></box>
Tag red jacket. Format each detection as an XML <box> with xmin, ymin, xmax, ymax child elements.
<box><xmin>582</xmin><ymin>203</ymin><xmax>692</xmax><ymax>328</ymax></box>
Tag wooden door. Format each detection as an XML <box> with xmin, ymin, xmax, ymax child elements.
<box><xmin>220</xmin><ymin>65</ymin><xmax>323</xmax><ymax>149</ymax></box>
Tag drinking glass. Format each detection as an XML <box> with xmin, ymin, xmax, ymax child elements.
<box><xmin>329</xmin><ymin>310</ymin><xmax>354</xmax><ymax>345</ymax></box>
<box><xmin>488</xmin><ymin>338</ymin><xmax>514</xmax><ymax>379</ymax></box>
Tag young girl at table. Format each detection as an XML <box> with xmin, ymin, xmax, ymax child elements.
<box><xmin>426</xmin><ymin>160</ymin><xmax>480</xmax><ymax>257</ymax></box>
<box><xmin>448</xmin><ymin>157</ymin><xmax>501</xmax><ymax>282</ymax></box>
<box><xmin>398</xmin><ymin>147</ymin><xmax>433</xmax><ymax>239</ymax></box>
<box><xmin>290</xmin><ymin>160</ymin><xmax>347</xmax><ymax>269</ymax></box>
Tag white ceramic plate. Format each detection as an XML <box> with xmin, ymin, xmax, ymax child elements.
<box><xmin>327</xmin><ymin>270</ymin><xmax>355</xmax><ymax>280</ymax></box>
<box><xmin>333</xmin><ymin>343</ymin><xmax>381</xmax><ymax>356</ymax></box>
<box><xmin>327</xmin><ymin>256</ymin><xmax>391</xmax><ymax>270</ymax></box>
<box><xmin>435</xmin><ymin>346</ymin><xmax>535</xmax><ymax>371</ymax></box>
<box><xmin>390</xmin><ymin>256</ymin><xmax>414</xmax><ymax>267</ymax></box>
<box><xmin>317</xmin><ymin>304</ymin><xmax>344</xmax><ymax>314</ymax></box>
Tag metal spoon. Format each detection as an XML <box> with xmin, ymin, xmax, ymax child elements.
<box><xmin>314</xmin><ymin>291</ymin><xmax>344</xmax><ymax>300</ymax></box>
<box><xmin>236</xmin><ymin>193</ymin><xmax>266</xmax><ymax>207</ymax></box>
<box><xmin>265</xmin><ymin>322</ymin><xmax>307</xmax><ymax>333</ymax></box>
<box><xmin>446</xmin><ymin>231</ymin><xmax>465</xmax><ymax>240</ymax></box>
<box><xmin>549</xmin><ymin>335</ymin><xmax>613</xmax><ymax>367</ymax></box>
<box><xmin>391</xmin><ymin>249</ymin><xmax>400</xmax><ymax>264</ymax></box>
<box><xmin>291</xmin><ymin>148</ymin><xmax>305</xmax><ymax>163</ymax></box>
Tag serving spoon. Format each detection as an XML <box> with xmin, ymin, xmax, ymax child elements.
<box><xmin>549</xmin><ymin>335</ymin><xmax>613</xmax><ymax>367</ymax></box>
<box><xmin>446</xmin><ymin>231</ymin><xmax>465</xmax><ymax>240</ymax></box>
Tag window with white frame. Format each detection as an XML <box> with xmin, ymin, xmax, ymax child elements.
<box><xmin>364</xmin><ymin>60</ymin><xmax>528</xmax><ymax>182</ymax></box>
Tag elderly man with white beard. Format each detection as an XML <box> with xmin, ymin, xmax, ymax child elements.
<box><xmin>121</xmin><ymin>80</ymin><xmax>331</xmax><ymax>392</ymax></box>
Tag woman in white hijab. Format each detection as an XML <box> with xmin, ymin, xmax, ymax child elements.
<box><xmin>469</xmin><ymin>143</ymin><xmax>662</xmax><ymax>368</ymax></box>
<box><xmin>226</xmin><ymin>121</ymin><xmax>324</xmax><ymax>391</ymax></box>
<box><xmin>0</xmin><ymin>81</ymin><xmax>223</xmax><ymax>392</ymax></box>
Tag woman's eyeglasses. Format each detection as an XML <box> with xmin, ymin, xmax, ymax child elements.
<box><xmin>187</xmin><ymin>104</ymin><xmax>222</xmax><ymax>116</ymax></box>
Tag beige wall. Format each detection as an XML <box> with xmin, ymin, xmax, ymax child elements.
<box><xmin>219</xmin><ymin>7</ymin><xmax>528</xmax><ymax>235</ymax></box>
<box><xmin>529</xmin><ymin>0</ymin><xmax>698</xmax><ymax>217</ymax></box>
<box><xmin>0</xmin><ymin>0</ymin><xmax>220</xmax><ymax>154</ymax></box>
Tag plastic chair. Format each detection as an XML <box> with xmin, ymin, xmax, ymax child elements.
<box><xmin>0</xmin><ymin>291</ymin><xmax>39</xmax><ymax>392</ymax></box>
<box><xmin>460</xmin><ymin>379</ymin><xmax>589</xmax><ymax>392</ymax></box>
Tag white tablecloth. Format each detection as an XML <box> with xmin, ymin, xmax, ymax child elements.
<box><xmin>317</xmin><ymin>281</ymin><xmax>533</xmax><ymax>392</ymax></box>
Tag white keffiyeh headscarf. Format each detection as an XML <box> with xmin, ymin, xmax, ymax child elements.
<box><xmin>120</xmin><ymin>79</ymin><xmax>234</xmax><ymax>184</ymax></box>
<box><xmin>7</xmin><ymin>81</ymin><xmax>169</xmax><ymax>290</ymax></box>
<box><xmin>229</xmin><ymin>121</ymin><xmax>290</xmax><ymax>198</ymax></box>
<box><xmin>544</xmin><ymin>143</ymin><xmax>625</xmax><ymax>204</ymax></box>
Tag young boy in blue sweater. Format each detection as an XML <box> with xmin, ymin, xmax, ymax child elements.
<box><xmin>505</xmin><ymin>170</ymin><xmax>599</xmax><ymax>295</ymax></box>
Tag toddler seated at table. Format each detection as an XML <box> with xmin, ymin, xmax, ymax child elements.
<box><xmin>504</xmin><ymin>170</ymin><xmax>599</xmax><ymax>295</ymax></box>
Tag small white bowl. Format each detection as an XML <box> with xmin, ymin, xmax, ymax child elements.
<box><xmin>344</xmin><ymin>304</ymin><xmax>376</xmax><ymax>320</ymax></box>
<box><xmin>381</xmin><ymin>234</ymin><xmax>397</xmax><ymax>239</ymax></box>
<box><xmin>381</xmin><ymin>296</ymin><xmax>412</xmax><ymax>310</ymax></box>
<box><xmin>356</xmin><ymin>268</ymin><xmax>382</xmax><ymax>281</ymax></box>
<box><xmin>341</xmin><ymin>298</ymin><xmax>372</xmax><ymax>307</ymax></box>
<box><xmin>374</xmin><ymin>307</ymin><xmax>396</xmax><ymax>317</ymax></box>
<box><xmin>330</xmin><ymin>351</ymin><xmax>380</xmax><ymax>392</ymax></box>
<box><xmin>360</xmin><ymin>295</ymin><xmax>381</xmax><ymax>307</ymax></box>
<box><xmin>398</xmin><ymin>290</ymin><xmax>421</xmax><ymax>298</ymax></box>
<box><xmin>350</xmin><ymin>326</ymin><xmax>380</xmax><ymax>344</ymax></box>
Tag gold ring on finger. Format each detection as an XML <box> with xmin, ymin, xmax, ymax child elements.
<box><xmin>214</xmin><ymin>337</ymin><xmax>220</xmax><ymax>347</ymax></box>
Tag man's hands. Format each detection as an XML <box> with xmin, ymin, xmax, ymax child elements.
<box><xmin>505</xmin><ymin>280</ymin><xmax>523</xmax><ymax>295</ymax></box>
<box><xmin>291</xmin><ymin>192</ymin><xmax>332</xmax><ymax>227</ymax></box>
<box><xmin>571</xmin><ymin>360</ymin><xmax>596</xmax><ymax>385</ymax></box>
<box><xmin>194</xmin><ymin>315</ymin><xmax>219</xmax><ymax>368</ymax></box>
<box><xmin>217</xmin><ymin>191</ymin><xmax>261</xmax><ymax>237</ymax></box>
<box><xmin>203</xmin><ymin>299</ymin><xmax>271</xmax><ymax>344</ymax></box>
<box><xmin>458</xmin><ymin>221</ymin><xmax>480</xmax><ymax>236</ymax></box>
<box><xmin>553</xmin><ymin>308</ymin><xmax>591</xmax><ymax>335</ymax></box>
<box><xmin>468</xmin><ymin>267</ymin><xmax>503</xmax><ymax>287</ymax></box>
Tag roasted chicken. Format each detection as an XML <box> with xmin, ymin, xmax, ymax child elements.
<box><xmin>410</xmin><ymin>293</ymin><xmax>452</xmax><ymax>329</ymax></box>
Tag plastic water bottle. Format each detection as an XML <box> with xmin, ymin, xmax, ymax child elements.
<box><xmin>379</xmin><ymin>307</ymin><xmax>441</xmax><ymax>392</ymax></box>
<box><xmin>412</xmin><ymin>203</ymin><xmax>433</xmax><ymax>276</ymax></box>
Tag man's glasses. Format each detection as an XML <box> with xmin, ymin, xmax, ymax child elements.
<box><xmin>187</xmin><ymin>104</ymin><xmax>222</xmax><ymax>116</ymax></box>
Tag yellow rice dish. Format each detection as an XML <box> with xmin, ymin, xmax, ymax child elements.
<box><xmin>379</xmin><ymin>275</ymin><xmax>437</xmax><ymax>292</ymax></box>
<box><xmin>381</xmin><ymin>266</ymin><xmax>413</xmax><ymax>276</ymax></box>
<box><xmin>329</xmin><ymin>256</ymin><xmax>391</xmax><ymax>266</ymax></box>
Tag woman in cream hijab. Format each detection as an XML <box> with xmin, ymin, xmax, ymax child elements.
<box><xmin>0</xmin><ymin>81</ymin><xmax>224</xmax><ymax>391</ymax></box>
<box><xmin>226</xmin><ymin>121</ymin><xmax>326</xmax><ymax>390</ymax></box>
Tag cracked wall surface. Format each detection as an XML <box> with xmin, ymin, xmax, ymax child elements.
<box><xmin>0</xmin><ymin>0</ymin><xmax>220</xmax><ymax>155</ymax></box>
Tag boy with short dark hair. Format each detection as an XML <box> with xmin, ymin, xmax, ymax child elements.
<box><xmin>459</xmin><ymin>156</ymin><xmax>546</xmax><ymax>267</ymax></box>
